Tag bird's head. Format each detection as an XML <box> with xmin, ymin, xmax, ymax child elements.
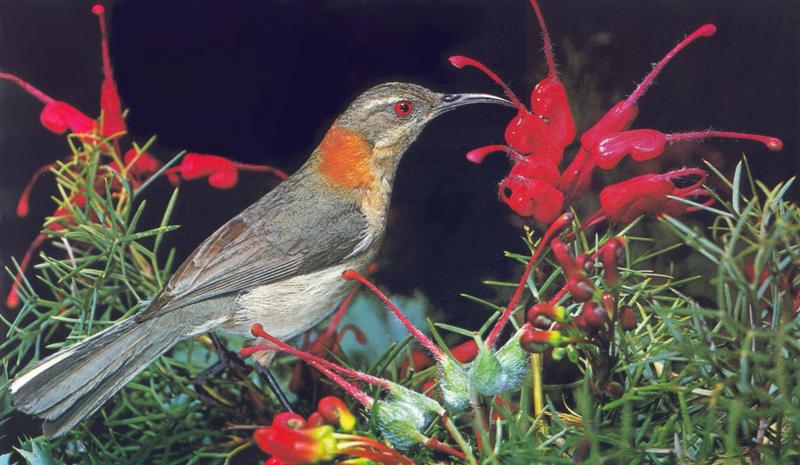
<box><xmin>315</xmin><ymin>82</ymin><xmax>511</xmax><ymax>191</ymax></box>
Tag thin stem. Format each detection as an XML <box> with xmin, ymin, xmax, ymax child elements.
<box><xmin>621</xmin><ymin>24</ymin><xmax>716</xmax><ymax>112</ymax></box>
<box><xmin>243</xmin><ymin>327</ymin><xmax>392</xmax><ymax>390</ymax></box>
<box><xmin>528</xmin><ymin>0</ymin><xmax>557</xmax><ymax>78</ymax></box>
<box><xmin>233</xmin><ymin>162</ymin><xmax>289</xmax><ymax>180</ymax></box>
<box><xmin>342</xmin><ymin>270</ymin><xmax>446</xmax><ymax>361</ymax></box>
<box><xmin>308</xmin><ymin>360</ymin><xmax>374</xmax><ymax>408</ymax></box>
<box><xmin>17</xmin><ymin>163</ymin><xmax>56</xmax><ymax>217</ymax></box>
<box><xmin>470</xmin><ymin>395</ymin><xmax>498</xmax><ymax>465</ymax></box>
<box><xmin>531</xmin><ymin>353</ymin><xmax>547</xmax><ymax>434</ymax></box>
<box><xmin>665</xmin><ymin>131</ymin><xmax>782</xmax><ymax>151</ymax></box>
<box><xmin>486</xmin><ymin>213</ymin><xmax>573</xmax><ymax>347</ymax></box>
<box><xmin>449</xmin><ymin>56</ymin><xmax>528</xmax><ymax>112</ymax></box>
<box><xmin>444</xmin><ymin>415</ymin><xmax>478</xmax><ymax>465</ymax></box>
<box><xmin>0</xmin><ymin>72</ymin><xmax>54</xmax><ymax>104</ymax></box>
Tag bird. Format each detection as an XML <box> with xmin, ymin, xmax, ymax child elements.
<box><xmin>10</xmin><ymin>82</ymin><xmax>511</xmax><ymax>438</ymax></box>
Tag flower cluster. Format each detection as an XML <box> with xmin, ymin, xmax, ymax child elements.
<box><xmin>2</xmin><ymin>4</ymin><xmax>286</xmax><ymax>309</ymax></box>
<box><xmin>242</xmin><ymin>324</ymin><xmax>467</xmax><ymax>462</ymax></box>
<box><xmin>252</xmin><ymin>397</ymin><xmax>415</xmax><ymax>465</ymax></box>
<box><xmin>452</xmin><ymin>0</ymin><xmax>782</xmax><ymax>227</ymax></box>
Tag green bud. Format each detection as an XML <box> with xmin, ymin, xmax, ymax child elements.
<box><xmin>469</xmin><ymin>344</ymin><xmax>504</xmax><ymax>396</ymax></box>
<box><xmin>494</xmin><ymin>329</ymin><xmax>530</xmax><ymax>392</ymax></box>
<box><xmin>469</xmin><ymin>331</ymin><xmax>530</xmax><ymax>396</ymax></box>
<box><xmin>438</xmin><ymin>356</ymin><xmax>471</xmax><ymax>411</ymax></box>
<box><xmin>373</xmin><ymin>400</ymin><xmax>427</xmax><ymax>451</ymax></box>
<box><xmin>374</xmin><ymin>385</ymin><xmax>445</xmax><ymax>451</ymax></box>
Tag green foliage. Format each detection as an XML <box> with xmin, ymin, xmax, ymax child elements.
<box><xmin>2</xmin><ymin>133</ymin><xmax>798</xmax><ymax>464</ymax></box>
<box><xmin>484</xmin><ymin>160</ymin><xmax>800</xmax><ymax>464</ymax></box>
<box><xmin>1</xmin><ymin>136</ymin><xmax>277</xmax><ymax>464</ymax></box>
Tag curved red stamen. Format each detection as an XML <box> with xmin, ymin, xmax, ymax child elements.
<box><xmin>17</xmin><ymin>163</ymin><xmax>56</xmax><ymax>217</ymax></box>
<box><xmin>529</xmin><ymin>0</ymin><xmax>557</xmax><ymax>79</ymax></box>
<box><xmin>92</xmin><ymin>5</ymin><xmax>112</xmax><ymax>84</ymax></box>
<box><xmin>465</xmin><ymin>145</ymin><xmax>521</xmax><ymax>164</ymax></box>
<box><xmin>0</xmin><ymin>72</ymin><xmax>54</xmax><ymax>104</ymax></box>
<box><xmin>448</xmin><ymin>55</ymin><xmax>527</xmax><ymax>112</ymax></box>
<box><xmin>246</xmin><ymin>325</ymin><xmax>391</xmax><ymax>389</ymax></box>
<box><xmin>234</xmin><ymin>162</ymin><xmax>289</xmax><ymax>181</ymax></box>
<box><xmin>6</xmin><ymin>233</ymin><xmax>47</xmax><ymax>309</ymax></box>
<box><xmin>342</xmin><ymin>270</ymin><xmax>446</xmax><ymax>361</ymax></box>
<box><xmin>485</xmin><ymin>212</ymin><xmax>573</xmax><ymax>347</ymax></box>
<box><xmin>622</xmin><ymin>24</ymin><xmax>716</xmax><ymax>112</ymax></box>
<box><xmin>665</xmin><ymin>130</ymin><xmax>783</xmax><ymax>151</ymax></box>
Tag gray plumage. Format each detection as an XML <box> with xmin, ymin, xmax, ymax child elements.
<box><xmin>9</xmin><ymin>82</ymin><xmax>511</xmax><ymax>438</ymax></box>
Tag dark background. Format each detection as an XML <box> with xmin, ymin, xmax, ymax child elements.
<box><xmin>1</xmin><ymin>0</ymin><xmax>798</xmax><ymax>443</ymax></box>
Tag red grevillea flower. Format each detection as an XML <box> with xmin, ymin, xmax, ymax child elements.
<box><xmin>588</xmin><ymin>129</ymin><xmax>783</xmax><ymax>170</ymax></box>
<box><xmin>242</xmin><ymin>325</ymin><xmax>460</xmax><ymax>460</ymax></box>
<box><xmin>166</xmin><ymin>153</ymin><xmax>288</xmax><ymax>189</ymax></box>
<box><xmin>451</xmin><ymin>0</ymin><xmax>782</xmax><ymax>225</ymax></box>
<box><xmin>0</xmin><ymin>72</ymin><xmax>95</xmax><ymax>135</ymax></box>
<box><xmin>1</xmin><ymin>5</ymin><xmax>121</xmax><ymax>137</ymax></box>
<box><xmin>597</xmin><ymin>168</ymin><xmax>708</xmax><ymax>224</ymax></box>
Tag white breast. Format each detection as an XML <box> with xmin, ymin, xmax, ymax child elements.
<box><xmin>225</xmin><ymin>262</ymin><xmax>357</xmax><ymax>339</ymax></box>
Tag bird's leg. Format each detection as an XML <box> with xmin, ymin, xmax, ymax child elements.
<box><xmin>192</xmin><ymin>333</ymin><xmax>249</xmax><ymax>415</ymax></box>
<box><xmin>254</xmin><ymin>362</ymin><xmax>295</xmax><ymax>413</ymax></box>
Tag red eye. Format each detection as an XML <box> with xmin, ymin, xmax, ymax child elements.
<box><xmin>393</xmin><ymin>100</ymin><xmax>413</xmax><ymax>117</ymax></box>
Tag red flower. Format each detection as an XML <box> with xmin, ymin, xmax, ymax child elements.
<box><xmin>451</xmin><ymin>0</ymin><xmax>782</xmax><ymax>229</ymax></box>
<box><xmin>499</xmin><ymin>176</ymin><xmax>564</xmax><ymax>224</ymax></box>
<box><xmin>167</xmin><ymin>153</ymin><xmax>288</xmax><ymax>189</ymax></box>
<box><xmin>598</xmin><ymin>168</ymin><xmax>708</xmax><ymax>224</ymax></box>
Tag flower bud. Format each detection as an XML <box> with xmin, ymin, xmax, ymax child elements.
<box><xmin>468</xmin><ymin>345</ymin><xmax>504</xmax><ymax>396</ymax></box>
<box><xmin>601</xmin><ymin>237</ymin><xmax>625</xmax><ymax>286</ymax></box>
<box><xmin>438</xmin><ymin>357</ymin><xmax>471</xmax><ymax>411</ymax></box>
<box><xmin>520</xmin><ymin>328</ymin><xmax>570</xmax><ymax>353</ymax></box>
<box><xmin>575</xmin><ymin>253</ymin><xmax>594</xmax><ymax>273</ymax></box>
<box><xmin>567</xmin><ymin>276</ymin><xmax>595</xmax><ymax>301</ymax></box>
<box><xmin>620</xmin><ymin>306</ymin><xmax>637</xmax><ymax>331</ymax></box>
<box><xmin>307</xmin><ymin>412</ymin><xmax>326</xmax><ymax>427</ymax></box>
<box><xmin>373</xmin><ymin>385</ymin><xmax>444</xmax><ymax>451</ymax></box>
<box><xmin>493</xmin><ymin>329</ymin><xmax>531</xmax><ymax>393</ymax></box>
<box><xmin>527</xmin><ymin>302</ymin><xmax>567</xmax><ymax>327</ymax></box>
<box><xmin>575</xmin><ymin>301</ymin><xmax>608</xmax><ymax>334</ymax></box>
<box><xmin>317</xmin><ymin>396</ymin><xmax>356</xmax><ymax>432</ymax></box>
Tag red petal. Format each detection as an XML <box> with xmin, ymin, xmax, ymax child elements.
<box><xmin>93</xmin><ymin>4</ymin><xmax>126</xmax><ymax>136</ymax></box>
<box><xmin>40</xmin><ymin>101</ymin><xmax>95</xmax><ymax>134</ymax></box>
<box><xmin>499</xmin><ymin>176</ymin><xmax>564</xmax><ymax>223</ymax></box>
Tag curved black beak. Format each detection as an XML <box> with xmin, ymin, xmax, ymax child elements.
<box><xmin>431</xmin><ymin>93</ymin><xmax>514</xmax><ymax>117</ymax></box>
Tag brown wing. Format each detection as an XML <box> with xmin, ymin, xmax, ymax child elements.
<box><xmin>136</xmin><ymin>169</ymin><xmax>372</xmax><ymax>322</ymax></box>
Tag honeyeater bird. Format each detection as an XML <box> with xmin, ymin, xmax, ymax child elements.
<box><xmin>10</xmin><ymin>82</ymin><xmax>510</xmax><ymax>437</ymax></box>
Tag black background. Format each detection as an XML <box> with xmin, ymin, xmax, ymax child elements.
<box><xmin>1</xmin><ymin>0</ymin><xmax>798</xmax><ymax>444</ymax></box>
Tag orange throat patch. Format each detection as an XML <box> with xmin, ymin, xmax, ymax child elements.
<box><xmin>318</xmin><ymin>124</ymin><xmax>375</xmax><ymax>190</ymax></box>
